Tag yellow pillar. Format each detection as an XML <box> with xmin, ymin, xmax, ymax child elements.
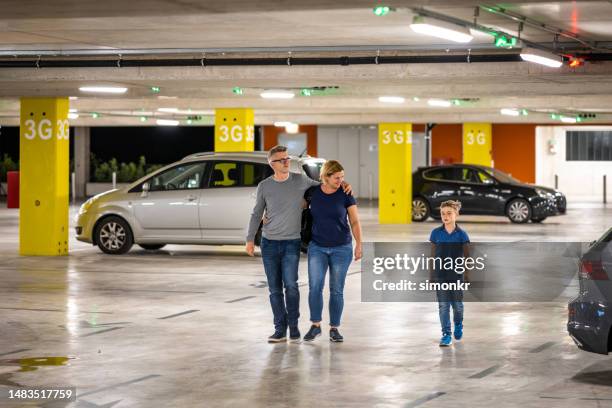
<box><xmin>214</xmin><ymin>108</ymin><xmax>255</xmax><ymax>152</ymax></box>
<box><xmin>19</xmin><ymin>97</ymin><xmax>70</xmax><ymax>256</ymax></box>
<box><xmin>378</xmin><ymin>123</ymin><xmax>412</xmax><ymax>224</ymax></box>
<box><xmin>462</xmin><ymin>123</ymin><xmax>493</xmax><ymax>166</ymax></box>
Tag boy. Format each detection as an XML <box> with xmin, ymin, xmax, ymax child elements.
<box><xmin>429</xmin><ymin>200</ymin><xmax>470</xmax><ymax>347</ymax></box>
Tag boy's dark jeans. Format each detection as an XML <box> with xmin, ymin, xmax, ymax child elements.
<box><xmin>437</xmin><ymin>288</ymin><xmax>464</xmax><ymax>335</ymax></box>
<box><xmin>260</xmin><ymin>237</ymin><xmax>301</xmax><ymax>332</ymax></box>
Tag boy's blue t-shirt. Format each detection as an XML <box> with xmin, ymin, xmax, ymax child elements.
<box><xmin>429</xmin><ymin>224</ymin><xmax>470</xmax><ymax>282</ymax></box>
<box><xmin>309</xmin><ymin>186</ymin><xmax>356</xmax><ymax>247</ymax></box>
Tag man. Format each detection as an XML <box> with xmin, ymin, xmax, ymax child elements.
<box><xmin>246</xmin><ymin>145</ymin><xmax>350</xmax><ymax>343</ymax></box>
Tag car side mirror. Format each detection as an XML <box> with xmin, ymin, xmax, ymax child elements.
<box><xmin>141</xmin><ymin>182</ymin><xmax>150</xmax><ymax>197</ymax></box>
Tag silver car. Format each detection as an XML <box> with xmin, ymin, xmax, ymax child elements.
<box><xmin>75</xmin><ymin>151</ymin><xmax>324</xmax><ymax>254</ymax></box>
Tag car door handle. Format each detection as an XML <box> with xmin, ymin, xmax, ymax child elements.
<box><xmin>186</xmin><ymin>194</ymin><xmax>198</xmax><ymax>201</ymax></box>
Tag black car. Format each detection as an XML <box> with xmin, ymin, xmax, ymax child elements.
<box><xmin>568</xmin><ymin>228</ymin><xmax>612</xmax><ymax>354</ymax></box>
<box><xmin>412</xmin><ymin>164</ymin><xmax>566</xmax><ymax>223</ymax></box>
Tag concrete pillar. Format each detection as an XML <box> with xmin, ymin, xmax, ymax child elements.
<box><xmin>214</xmin><ymin>108</ymin><xmax>255</xmax><ymax>152</ymax></box>
<box><xmin>462</xmin><ymin>123</ymin><xmax>493</xmax><ymax>166</ymax></box>
<box><xmin>74</xmin><ymin>127</ymin><xmax>90</xmax><ymax>198</ymax></box>
<box><xmin>378</xmin><ymin>123</ymin><xmax>412</xmax><ymax>224</ymax></box>
<box><xmin>20</xmin><ymin>97</ymin><xmax>70</xmax><ymax>256</ymax></box>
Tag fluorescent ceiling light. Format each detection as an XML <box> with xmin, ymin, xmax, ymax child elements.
<box><xmin>157</xmin><ymin>108</ymin><xmax>179</xmax><ymax>113</ymax></box>
<box><xmin>378</xmin><ymin>96</ymin><xmax>405</xmax><ymax>104</ymax></box>
<box><xmin>520</xmin><ymin>47</ymin><xmax>562</xmax><ymax>68</ymax></box>
<box><xmin>285</xmin><ymin>123</ymin><xmax>299</xmax><ymax>134</ymax></box>
<box><xmin>68</xmin><ymin>113</ymin><xmax>79</xmax><ymax>119</ymax></box>
<box><xmin>500</xmin><ymin>108</ymin><xmax>520</xmax><ymax>116</ymax></box>
<box><xmin>79</xmin><ymin>86</ymin><xmax>128</xmax><ymax>94</ymax></box>
<box><xmin>274</xmin><ymin>121</ymin><xmax>293</xmax><ymax>127</ymax></box>
<box><xmin>427</xmin><ymin>99</ymin><xmax>452</xmax><ymax>107</ymax></box>
<box><xmin>156</xmin><ymin>119</ymin><xmax>179</xmax><ymax>126</ymax></box>
<box><xmin>260</xmin><ymin>90</ymin><xmax>295</xmax><ymax>99</ymax></box>
<box><xmin>560</xmin><ymin>116</ymin><xmax>577</xmax><ymax>123</ymax></box>
<box><xmin>410</xmin><ymin>15</ymin><xmax>473</xmax><ymax>43</ymax></box>
<box><xmin>69</xmin><ymin>96</ymin><xmax>78</xmax><ymax>100</ymax></box>
<box><xmin>69</xmin><ymin>108</ymin><xmax>77</xmax><ymax>113</ymax></box>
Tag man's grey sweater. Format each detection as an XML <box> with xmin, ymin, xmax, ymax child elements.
<box><xmin>246</xmin><ymin>173</ymin><xmax>319</xmax><ymax>241</ymax></box>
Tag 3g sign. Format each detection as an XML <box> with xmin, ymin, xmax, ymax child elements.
<box><xmin>381</xmin><ymin>129</ymin><xmax>412</xmax><ymax>145</ymax></box>
<box><xmin>23</xmin><ymin>119</ymin><xmax>70</xmax><ymax>141</ymax></box>
<box><xmin>465</xmin><ymin>130</ymin><xmax>486</xmax><ymax>145</ymax></box>
<box><xmin>217</xmin><ymin>125</ymin><xmax>255</xmax><ymax>143</ymax></box>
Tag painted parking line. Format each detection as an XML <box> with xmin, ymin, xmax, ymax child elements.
<box><xmin>529</xmin><ymin>341</ymin><xmax>556</xmax><ymax>353</ymax></box>
<box><xmin>468</xmin><ymin>364</ymin><xmax>501</xmax><ymax>379</ymax></box>
<box><xmin>80</xmin><ymin>327</ymin><xmax>124</xmax><ymax>337</ymax></box>
<box><xmin>404</xmin><ymin>391</ymin><xmax>446</xmax><ymax>408</ymax></box>
<box><xmin>93</xmin><ymin>288</ymin><xmax>207</xmax><ymax>294</ymax></box>
<box><xmin>0</xmin><ymin>307</ymin><xmax>113</xmax><ymax>314</ymax></box>
<box><xmin>225</xmin><ymin>296</ymin><xmax>256</xmax><ymax>303</ymax></box>
<box><xmin>157</xmin><ymin>309</ymin><xmax>199</xmax><ymax>320</ymax></box>
<box><xmin>0</xmin><ymin>348</ymin><xmax>31</xmax><ymax>357</ymax></box>
<box><xmin>76</xmin><ymin>374</ymin><xmax>161</xmax><ymax>398</ymax></box>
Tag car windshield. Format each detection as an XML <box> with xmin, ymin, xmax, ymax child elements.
<box><xmin>481</xmin><ymin>167</ymin><xmax>521</xmax><ymax>184</ymax></box>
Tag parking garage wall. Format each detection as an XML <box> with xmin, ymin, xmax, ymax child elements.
<box><xmin>537</xmin><ymin>126</ymin><xmax>612</xmax><ymax>202</ymax></box>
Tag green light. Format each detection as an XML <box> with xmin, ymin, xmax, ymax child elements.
<box><xmin>494</xmin><ymin>35</ymin><xmax>517</xmax><ymax>49</ymax></box>
<box><xmin>187</xmin><ymin>119</ymin><xmax>193</xmax><ymax>125</ymax></box>
<box><xmin>150</xmin><ymin>86</ymin><xmax>161</xmax><ymax>93</ymax></box>
<box><xmin>140</xmin><ymin>116</ymin><xmax>147</xmax><ymax>122</ymax></box>
<box><xmin>373</xmin><ymin>6</ymin><xmax>390</xmax><ymax>16</ymax></box>
<box><xmin>301</xmin><ymin>88</ymin><xmax>313</xmax><ymax>96</ymax></box>
<box><xmin>452</xmin><ymin>99</ymin><xmax>461</xmax><ymax>106</ymax></box>
<box><xmin>413</xmin><ymin>97</ymin><xmax>420</xmax><ymax>102</ymax></box>
<box><xmin>551</xmin><ymin>113</ymin><xmax>559</xmax><ymax>120</ymax></box>
<box><xmin>92</xmin><ymin>112</ymin><xmax>100</xmax><ymax>119</ymax></box>
<box><xmin>576</xmin><ymin>116</ymin><xmax>582</xmax><ymax>122</ymax></box>
<box><xmin>521</xmin><ymin>109</ymin><xmax>528</xmax><ymax>116</ymax></box>
<box><xmin>232</xmin><ymin>87</ymin><xmax>244</xmax><ymax>95</ymax></box>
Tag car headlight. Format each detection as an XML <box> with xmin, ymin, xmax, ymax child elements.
<box><xmin>79</xmin><ymin>198</ymin><xmax>95</xmax><ymax>214</ymax></box>
<box><xmin>535</xmin><ymin>188</ymin><xmax>551</xmax><ymax>198</ymax></box>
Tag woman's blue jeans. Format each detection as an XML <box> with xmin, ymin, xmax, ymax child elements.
<box><xmin>307</xmin><ymin>241</ymin><xmax>353</xmax><ymax>327</ymax></box>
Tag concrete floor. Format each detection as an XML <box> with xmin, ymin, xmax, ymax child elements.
<box><xmin>0</xmin><ymin>201</ymin><xmax>611</xmax><ymax>407</ymax></box>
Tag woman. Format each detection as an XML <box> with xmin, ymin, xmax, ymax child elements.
<box><xmin>303</xmin><ymin>160</ymin><xmax>362</xmax><ymax>342</ymax></box>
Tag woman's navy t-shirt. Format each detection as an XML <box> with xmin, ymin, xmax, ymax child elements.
<box><xmin>308</xmin><ymin>186</ymin><xmax>356</xmax><ymax>247</ymax></box>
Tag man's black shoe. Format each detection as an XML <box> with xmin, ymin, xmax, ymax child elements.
<box><xmin>289</xmin><ymin>327</ymin><xmax>301</xmax><ymax>342</ymax></box>
<box><xmin>303</xmin><ymin>325</ymin><xmax>322</xmax><ymax>341</ymax></box>
<box><xmin>268</xmin><ymin>330</ymin><xmax>287</xmax><ymax>343</ymax></box>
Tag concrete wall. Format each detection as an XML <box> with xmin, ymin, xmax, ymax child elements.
<box><xmin>536</xmin><ymin>126</ymin><xmax>612</xmax><ymax>202</ymax></box>
<box><xmin>317</xmin><ymin>126</ymin><xmax>426</xmax><ymax>199</ymax></box>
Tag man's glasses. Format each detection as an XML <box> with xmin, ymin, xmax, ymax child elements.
<box><xmin>270</xmin><ymin>158</ymin><xmax>291</xmax><ymax>164</ymax></box>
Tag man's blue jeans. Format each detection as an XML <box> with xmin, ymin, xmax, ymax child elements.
<box><xmin>260</xmin><ymin>237</ymin><xmax>301</xmax><ymax>332</ymax></box>
<box><xmin>307</xmin><ymin>241</ymin><xmax>353</xmax><ymax>327</ymax></box>
<box><xmin>437</xmin><ymin>288</ymin><xmax>464</xmax><ymax>335</ymax></box>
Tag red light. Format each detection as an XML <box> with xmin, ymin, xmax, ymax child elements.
<box><xmin>580</xmin><ymin>259</ymin><xmax>608</xmax><ymax>280</ymax></box>
<box><xmin>569</xmin><ymin>57</ymin><xmax>584</xmax><ymax>68</ymax></box>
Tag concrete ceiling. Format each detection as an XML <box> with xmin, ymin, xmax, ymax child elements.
<box><xmin>1</xmin><ymin>0</ymin><xmax>612</xmax><ymax>125</ymax></box>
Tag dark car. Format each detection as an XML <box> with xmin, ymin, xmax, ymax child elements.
<box><xmin>412</xmin><ymin>164</ymin><xmax>566</xmax><ymax>223</ymax></box>
<box><xmin>568</xmin><ymin>228</ymin><xmax>612</xmax><ymax>354</ymax></box>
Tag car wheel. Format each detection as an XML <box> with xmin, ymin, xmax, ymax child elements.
<box><xmin>95</xmin><ymin>216</ymin><xmax>134</xmax><ymax>254</ymax></box>
<box><xmin>531</xmin><ymin>217</ymin><xmax>546</xmax><ymax>223</ymax></box>
<box><xmin>138</xmin><ymin>244</ymin><xmax>166</xmax><ymax>250</ymax></box>
<box><xmin>412</xmin><ymin>197</ymin><xmax>430</xmax><ymax>222</ymax></box>
<box><xmin>506</xmin><ymin>198</ymin><xmax>531</xmax><ymax>224</ymax></box>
